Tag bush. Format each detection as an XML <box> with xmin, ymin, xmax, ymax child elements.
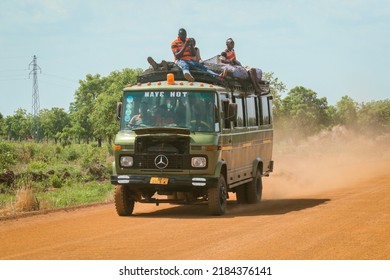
<box><xmin>0</xmin><ymin>143</ymin><xmax>17</xmax><ymax>170</ymax></box>
<box><xmin>64</xmin><ymin>146</ymin><xmax>81</xmax><ymax>161</ymax></box>
<box><xmin>27</xmin><ymin>160</ymin><xmax>48</xmax><ymax>172</ymax></box>
<box><xmin>51</xmin><ymin>175</ymin><xmax>63</xmax><ymax>188</ymax></box>
<box><xmin>15</xmin><ymin>186</ymin><xmax>40</xmax><ymax>211</ymax></box>
<box><xmin>18</xmin><ymin>143</ymin><xmax>38</xmax><ymax>163</ymax></box>
<box><xmin>81</xmin><ymin>146</ymin><xmax>106</xmax><ymax>168</ymax></box>
<box><xmin>0</xmin><ymin>142</ymin><xmax>114</xmax><ymax>215</ymax></box>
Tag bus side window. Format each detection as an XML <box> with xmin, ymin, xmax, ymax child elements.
<box><xmin>234</xmin><ymin>97</ymin><xmax>244</xmax><ymax>128</ymax></box>
<box><xmin>268</xmin><ymin>96</ymin><xmax>273</xmax><ymax>124</ymax></box>
<box><xmin>260</xmin><ymin>96</ymin><xmax>270</xmax><ymax>125</ymax></box>
<box><xmin>246</xmin><ymin>96</ymin><xmax>258</xmax><ymax>126</ymax></box>
<box><xmin>222</xmin><ymin>99</ymin><xmax>231</xmax><ymax>129</ymax></box>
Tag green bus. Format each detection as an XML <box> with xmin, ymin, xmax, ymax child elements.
<box><xmin>111</xmin><ymin>69</ymin><xmax>274</xmax><ymax>216</ymax></box>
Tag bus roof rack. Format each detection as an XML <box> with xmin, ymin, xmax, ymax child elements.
<box><xmin>137</xmin><ymin>65</ymin><xmax>270</xmax><ymax>95</ymax></box>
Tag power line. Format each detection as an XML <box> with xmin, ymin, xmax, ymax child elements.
<box><xmin>0</xmin><ymin>77</ymin><xmax>28</xmax><ymax>82</ymax></box>
<box><xmin>41</xmin><ymin>72</ymin><xmax>78</xmax><ymax>83</ymax></box>
<box><xmin>39</xmin><ymin>80</ymin><xmax>77</xmax><ymax>90</ymax></box>
<box><xmin>0</xmin><ymin>68</ymin><xmax>28</xmax><ymax>72</ymax></box>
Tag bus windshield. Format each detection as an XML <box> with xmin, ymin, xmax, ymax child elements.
<box><xmin>121</xmin><ymin>91</ymin><xmax>219</xmax><ymax>132</ymax></box>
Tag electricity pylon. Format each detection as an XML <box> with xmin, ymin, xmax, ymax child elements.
<box><xmin>29</xmin><ymin>55</ymin><xmax>42</xmax><ymax>141</ymax></box>
<box><xmin>29</xmin><ymin>55</ymin><xmax>41</xmax><ymax>116</ymax></box>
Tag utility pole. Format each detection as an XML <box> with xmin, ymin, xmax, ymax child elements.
<box><xmin>29</xmin><ymin>55</ymin><xmax>41</xmax><ymax>116</ymax></box>
<box><xmin>29</xmin><ymin>55</ymin><xmax>42</xmax><ymax>141</ymax></box>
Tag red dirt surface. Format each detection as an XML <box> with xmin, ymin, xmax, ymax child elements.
<box><xmin>1</xmin><ymin>129</ymin><xmax>389</xmax><ymax>260</ymax></box>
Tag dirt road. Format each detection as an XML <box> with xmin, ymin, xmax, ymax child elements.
<box><xmin>1</xmin><ymin>132</ymin><xmax>389</xmax><ymax>260</ymax></box>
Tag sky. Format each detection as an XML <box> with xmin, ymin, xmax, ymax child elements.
<box><xmin>0</xmin><ymin>0</ymin><xmax>389</xmax><ymax>117</ymax></box>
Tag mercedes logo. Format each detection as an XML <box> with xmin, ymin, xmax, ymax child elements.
<box><xmin>154</xmin><ymin>155</ymin><xmax>169</xmax><ymax>169</ymax></box>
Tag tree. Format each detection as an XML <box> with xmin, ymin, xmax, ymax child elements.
<box><xmin>0</xmin><ymin>113</ymin><xmax>5</xmax><ymax>139</ymax></box>
<box><xmin>89</xmin><ymin>94</ymin><xmax>118</xmax><ymax>146</ymax></box>
<box><xmin>277</xmin><ymin>86</ymin><xmax>330</xmax><ymax>140</ymax></box>
<box><xmin>105</xmin><ymin>68</ymin><xmax>142</xmax><ymax>94</ymax></box>
<box><xmin>357</xmin><ymin>99</ymin><xmax>390</xmax><ymax>135</ymax></box>
<box><xmin>70</xmin><ymin>74</ymin><xmax>106</xmax><ymax>143</ymax></box>
<box><xmin>335</xmin><ymin>95</ymin><xmax>358</xmax><ymax>129</ymax></box>
<box><xmin>65</xmin><ymin>68</ymin><xmax>141</xmax><ymax>145</ymax></box>
<box><xmin>88</xmin><ymin>68</ymin><xmax>142</xmax><ymax>146</ymax></box>
<box><xmin>263</xmin><ymin>72</ymin><xmax>286</xmax><ymax>122</ymax></box>
<box><xmin>4</xmin><ymin>109</ymin><xmax>32</xmax><ymax>141</ymax></box>
<box><xmin>39</xmin><ymin>108</ymin><xmax>70</xmax><ymax>143</ymax></box>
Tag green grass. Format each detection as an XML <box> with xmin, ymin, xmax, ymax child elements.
<box><xmin>0</xmin><ymin>141</ymin><xmax>115</xmax><ymax>216</ymax></box>
<box><xmin>38</xmin><ymin>182</ymin><xmax>114</xmax><ymax>209</ymax></box>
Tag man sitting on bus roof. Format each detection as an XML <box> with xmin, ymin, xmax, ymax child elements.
<box><xmin>220</xmin><ymin>38</ymin><xmax>263</xmax><ymax>94</ymax></box>
<box><xmin>171</xmin><ymin>28</ymin><xmax>221</xmax><ymax>82</ymax></box>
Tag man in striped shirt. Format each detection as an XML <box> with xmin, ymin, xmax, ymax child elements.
<box><xmin>171</xmin><ymin>28</ymin><xmax>219</xmax><ymax>82</ymax></box>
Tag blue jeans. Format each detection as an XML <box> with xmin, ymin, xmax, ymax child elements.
<box><xmin>175</xmin><ymin>59</ymin><xmax>219</xmax><ymax>79</ymax></box>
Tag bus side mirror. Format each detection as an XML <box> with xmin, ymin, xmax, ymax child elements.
<box><xmin>116</xmin><ymin>102</ymin><xmax>122</xmax><ymax>120</ymax></box>
<box><xmin>226</xmin><ymin>103</ymin><xmax>237</xmax><ymax>122</ymax></box>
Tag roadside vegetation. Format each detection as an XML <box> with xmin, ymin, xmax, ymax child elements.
<box><xmin>0</xmin><ymin>142</ymin><xmax>114</xmax><ymax>216</ymax></box>
<box><xmin>0</xmin><ymin>69</ymin><xmax>389</xmax><ymax>217</ymax></box>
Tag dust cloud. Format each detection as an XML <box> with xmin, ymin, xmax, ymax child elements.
<box><xmin>263</xmin><ymin>126</ymin><xmax>390</xmax><ymax>199</ymax></box>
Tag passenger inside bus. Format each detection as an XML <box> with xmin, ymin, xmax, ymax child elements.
<box><xmin>155</xmin><ymin>104</ymin><xmax>175</xmax><ymax>125</ymax></box>
<box><xmin>129</xmin><ymin>101</ymin><xmax>152</xmax><ymax>126</ymax></box>
<box><xmin>188</xmin><ymin>96</ymin><xmax>213</xmax><ymax>131</ymax></box>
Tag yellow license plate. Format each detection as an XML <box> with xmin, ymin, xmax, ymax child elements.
<box><xmin>150</xmin><ymin>177</ymin><xmax>169</xmax><ymax>185</ymax></box>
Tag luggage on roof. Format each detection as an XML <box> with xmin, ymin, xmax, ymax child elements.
<box><xmin>137</xmin><ymin>61</ymin><xmax>270</xmax><ymax>95</ymax></box>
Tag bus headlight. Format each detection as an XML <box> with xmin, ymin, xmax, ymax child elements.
<box><xmin>191</xmin><ymin>157</ymin><xmax>207</xmax><ymax>168</ymax></box>
<box><xmin>120</xmin><ymin>156</ymin><xmax>134</xmax><ymax>167</ymax></box>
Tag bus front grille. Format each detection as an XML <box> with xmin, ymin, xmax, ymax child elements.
<box><xmin>134</xmin><ymin>154</ymin><xmax>191</xmax><ymax>170</ymax></box>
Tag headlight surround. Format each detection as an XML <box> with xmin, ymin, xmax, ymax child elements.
<box><xmin>191</xmin><ymin>157</ymin><xmax>207</xmax><ymax>168</ymax></box>
<box><xmin>120</xmin><ymin>156</ymin><xmax>134</xmax><ymax>167</ymax></box>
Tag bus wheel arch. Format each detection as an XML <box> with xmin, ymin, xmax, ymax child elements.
<box><xmin>252</xmin><ymin>158</ymin><xmax>264</xmax><ymax>177</ymax></box>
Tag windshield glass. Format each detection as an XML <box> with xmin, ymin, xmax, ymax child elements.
<box><xmin>121</xmin><ymin>91</ymin><xmax>219</xmax><ymax>132</ymax></box>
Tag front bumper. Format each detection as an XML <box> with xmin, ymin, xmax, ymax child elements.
<box><xmin>110</xmin><ymin>174</ymin><xmax>219</xmax><ymax>191</ymax></box>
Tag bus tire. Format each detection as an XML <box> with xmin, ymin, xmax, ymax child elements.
<box><xmin>208</xmin><ymin>175</ymin><xmax>227</xmax><ymax>215</ymax></box>
<box><xmin>246</xmin><ymin>171</ymin><xmax>263</xmax><ymax>204</ymax></box>
<box><xmin>115</xmin><ymin>185</ymin><xmax>135</xmax><ymax>216</ymax></box>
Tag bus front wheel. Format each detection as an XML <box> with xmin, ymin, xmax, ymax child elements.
<box><xmin>115</xmin><ymin>185</ymin><xmax>135</xmax><ymax>216</ymax></box>
<box><xmin>208</xmin><ymin>175</ymin><xmax>227</xmax><ymax>215</ymax></box>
